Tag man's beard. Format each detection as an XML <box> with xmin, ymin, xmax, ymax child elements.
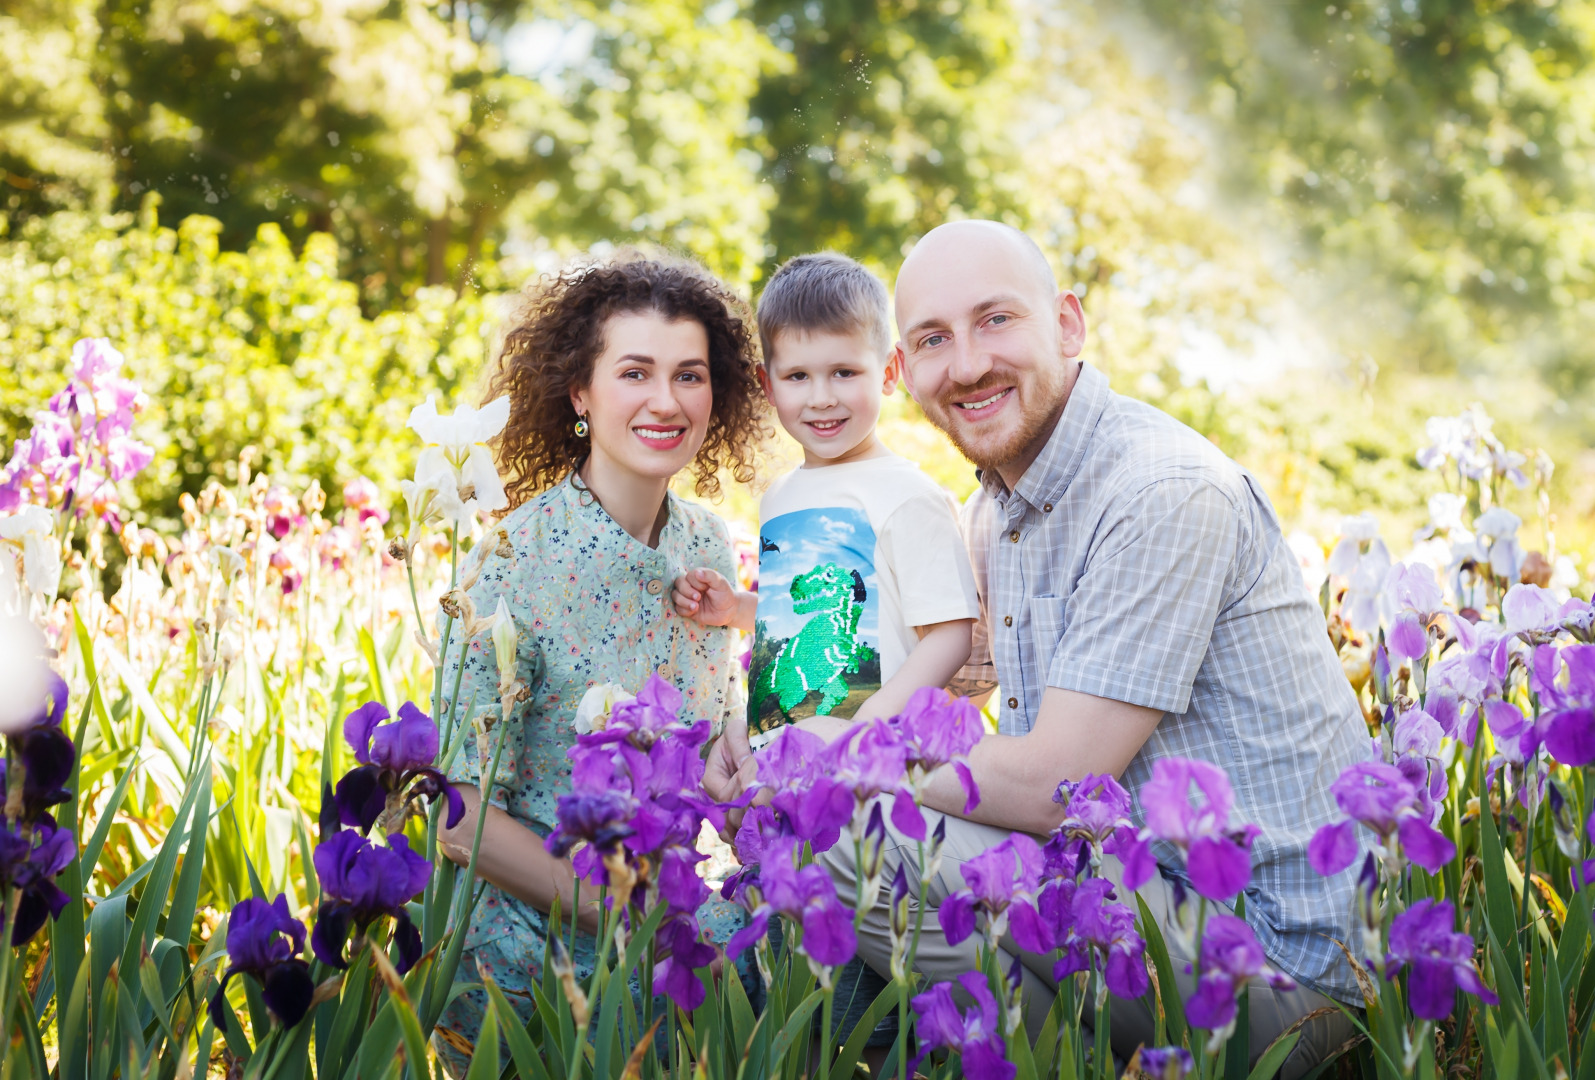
<box><xmin>926</xmin><ymin>366</ymin><xmax>1069</xmax><ymax>472</ymax></box>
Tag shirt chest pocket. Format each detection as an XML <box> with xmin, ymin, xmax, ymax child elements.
<box><xmin>1028</xmin><ymin>595</ymin><xmax>1068</xmax><ymax>673</ymax></box>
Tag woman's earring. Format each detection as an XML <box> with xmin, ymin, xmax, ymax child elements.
<box><xmin>574</xmin><ymin>416</ymin><xmax>590</xmax><ymax>437</ymax></box>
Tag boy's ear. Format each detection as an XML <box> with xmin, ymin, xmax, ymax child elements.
<box><xmin>881</xmin><ymin>350</ymin><xmax>902</xmax><ymax>397</ymax></box>
<box><xmin>756</xmin><ymin>363</ymin><xmax>774</xmax><ymax>401</ymax></box>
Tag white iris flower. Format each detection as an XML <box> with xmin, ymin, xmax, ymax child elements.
<box><xmin>406</xmin><ymin>395</ymin><xmax>512</xmax><ymax>525</ymax></box>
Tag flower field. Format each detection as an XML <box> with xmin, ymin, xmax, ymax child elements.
<box><xmin>2</xmin><ymin>336</ymin><xmax>1593</xmax><ymax>1080</ymax></box>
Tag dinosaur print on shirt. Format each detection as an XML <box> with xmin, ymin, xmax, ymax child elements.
<box><xmin>748</xmin><ymin>507</ymin><xmax>882</xmax><ymax>734</ymax></box>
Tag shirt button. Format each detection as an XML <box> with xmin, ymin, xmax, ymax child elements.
<box><xmin>1003</xmin><ymin>615</ymin><xmax>1013</xmax><ymax>627</ymax></box>
<box><xmin>1008</xmin><ymin>530</ymin><xmax>1020</xmax><ymax>543</ymax></box>
<box><xmin>1043</xmin><ymin>503</ymin><xmax>1053</xmax><ymax>513</ymax></box>
<box><xmin>645</xmin><ymin>578</ymin><xmax>664</xmax><ymax>595</ymax></box>
<box><xmin>657</xmin><ymin>662</ymin><xmax>676</xmax><ymax>681</ymax></box>
<box><xmin>1007</xmin><ymin>697</ymin><xmax>1019</xmax><ymax>710</ymax></box>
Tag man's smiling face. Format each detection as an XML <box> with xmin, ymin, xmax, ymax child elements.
<box><xmin>893</xmin><ymin>222</ymin><xmax>1085</xmax><ymax>484</ymax></box>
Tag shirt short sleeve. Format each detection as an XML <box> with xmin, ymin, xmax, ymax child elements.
<box><xmin>878</xmin><ymin>489</ymin><xmax>982</xmax><ymax>630</ymax></box>
<box><xmin>1046</xmin><ymin>477</ymin><xmax>1239</xmax><ymax>715</ymax></box>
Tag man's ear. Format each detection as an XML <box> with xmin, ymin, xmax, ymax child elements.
<box><xmin>891</xmin><ymin>343</ymin><xmax>918</xmax><ymax>402</ymax></box>
<box><xmin>1057</xmin><ymin>290</ymin><xmax>1087</xmax><ymax>359</ymax></box>
<box><xmin>756</xmin><ymin>363</ymin><xmax>774</xmax><ymax>402</ymax></box>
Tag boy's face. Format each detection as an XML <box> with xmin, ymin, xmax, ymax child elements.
<box><xmin>761</xmin><ymin>329</ymin><xmax>898</xmax><ymax>467</ymax></box>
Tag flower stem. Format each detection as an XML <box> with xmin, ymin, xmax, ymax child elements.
<box><xmin>818</xmin><ymin>985</ymin><xmax>835</xmax><ymax>1080</ymax></box>
<box><xmin>0</xmin><ymin>885</ymin><xmax>23</xmax><ymax>1074</ymax></box>
<box><xmin>1520</xmin><ymin>777</ymin><xmax>1537</xmax><ymax>960</ymax></box>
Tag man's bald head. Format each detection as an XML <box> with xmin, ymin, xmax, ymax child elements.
<box><xmin>895</xmin><ymin>221</ymin><xmax>1057</xmax><ymax>320</ymax></box>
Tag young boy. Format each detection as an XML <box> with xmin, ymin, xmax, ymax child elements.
<box><xmin>673</xmin><ymin>252</ymin><xmax>981</xmax><ymax>741</ymax></box>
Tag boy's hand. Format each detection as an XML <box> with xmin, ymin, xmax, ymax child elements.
<box><xmin>672</xmin><ymin>568</ymin><xmax>751</xmax><ymax>629</ymax></box>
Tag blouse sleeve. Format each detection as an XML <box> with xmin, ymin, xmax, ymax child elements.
<box><xmin>442</xmin><ymin>541</ymin><xmax>545</xmax><ymax>812</ymax></box>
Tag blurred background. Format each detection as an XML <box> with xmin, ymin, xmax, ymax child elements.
<box><xmin>3</xmin><ymin>0</ymin><xmax>1591</xmax><ymax>559</ymax></box>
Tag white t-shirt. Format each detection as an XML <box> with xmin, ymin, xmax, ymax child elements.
<box><xmin>747</xmin><ymin>452</ymin><xmax>981</xmax><ymax>736</ymax></box>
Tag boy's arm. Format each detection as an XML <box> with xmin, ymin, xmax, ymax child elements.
<box><xmin>848</xmin><ymin>618</ymin><xmax>973</xmax><ymax>722</ymax></box>
<box><xmin>672</xmin><ymin>568</ymin><xmax>757</xmax><ymax>633</ymax></box>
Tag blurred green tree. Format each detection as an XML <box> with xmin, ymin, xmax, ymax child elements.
<box><xmin>748</xmin><ymin>0</ymin><xmax>1024</xmax><ymax>273</ymax></box>
<box><xmin>0</xmin><ymin>199</ymin><xmax>487</xmax><ymax>525</ymax></box>
<box><xmin>1123</xmin><ymin>0</ymin><xmax>1595</xmax><ymax>425</ymax></box>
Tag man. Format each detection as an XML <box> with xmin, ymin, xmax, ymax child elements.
<box><xmin>708</xmin><ymin>221</ymin><xmax>1369</xmax><ymax>1077</ymax></box>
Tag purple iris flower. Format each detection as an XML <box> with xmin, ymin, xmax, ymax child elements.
<box><xmin>209</xmin><ymin>895</ymin><xmax>314</xmax><ymax>1033</ymax></box>
<box><xmin>333</xmin><ymin>701</ymin><xmax>464</xmax><ymax>833</ymax></box>
<box><xmin>1049</xmin><ymin>876</ymin><xmax>1149</xmax><ymax>999</ymax></box>
<box><xmin>1385</xmin><ymin>899</ymin><xmax>1498</xmax><ymax>1020</ymax></box>
<box><xmin>1054</xmin><ymin>773</ymin><xmax>1136</xmax><ymax>873</ymax></box>
<box><xmin>1132</xmin><ymin>757</ymin><xmax>1259</xmax><ymax>901</ymax></box>
<box><xmin>882</xmin><ymin>687</ymin><xmax>983</xmax><ymax>838</ymax></box>
<box><xmin>1308</xmin><ymin>761</ymin><xmax>1453</xmax><ymax>877</ymax></box>
<box><xmin>909</xmin><ymin>972</ymin><xmax>1015</xmax><ymax>1080</ymax></box>
<box><xmin>0</xmin><ymin>817</ymin><xmax>76</xmax><ymax>945</ymax></box>
<box><xmin>726</xmin><ymin>838</ymin><xmax>856</xmax><ymax>971</ymax></box>
<box><xmin>1184</xmin><ymin>914</ymin><xmax>1295</xmax><ymax>1033</ymax></box>
<box><xmin>546</xmin><ymin>790</ymin><xmax>637</xmax><ymax>860</ymax></box>
<box><xmin>3</xmin><ymin>673</ymin><xmax>76</xmax><ymax>823</ymax></box>
<box><xmin>655</xmin><ymin>845</ymin><xmax>711</xmax><ymax>914</ymax></box>
<box><xmin>1138</xmin><ymin>1047</ymin><xmax>1195</xmax><ymax>1079</ymax></box>
<box><xmin>1536</xmin><ymin>643</ymin><xmax>1595</xmax><ymax>766</ymax></box>
<box><xmin>652</xmin><ymin>912</ymin><xmax>718</xmax><ymax>1011</ymax></box>
<box><xmin>606</xmin><ymin>673</ymin><xmax>689</xmax><ymax>746</ymax></box>
<box><xmin>311</xmin><ymin>830</ymin><xmax>430</xmax><ymax>973</ymax></box>
<box><xmin>938</xmin><ymin>834</ymin><xmax>1052</xmax><ymax>954</ymax></box>
<box><xmin>721</xmin><ymin>804</ymin><xmax>780</xmax><ymax>903</ymax></box>
<box><xmin>614</xmin><ymin>725</ymin><xmax>720</xmax><ymax>854</ymax></box>
<box><xmin>758</xmin><ymin>727</ymin><xmax>855</xmax><ymax>855</ymax></box>
<box><xmin>819</xmin><ymin>721</ymin><xmax>912</xmax><ymax>840</ymax></box>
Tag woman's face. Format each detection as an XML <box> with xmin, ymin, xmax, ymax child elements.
<box><xmin>571</xmin><ymin>311</ymin><xmax>713</xmax><ymax>486</ymax></box>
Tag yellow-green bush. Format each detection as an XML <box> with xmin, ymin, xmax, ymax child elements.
<box><xmin>0</xmin><ymin>198</ymin><xmax>490</xmax><ymax>524</ymax></box>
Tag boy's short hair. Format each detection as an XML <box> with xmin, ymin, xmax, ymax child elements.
<box><xmin>756</xmin><ymin>252</ymin><xmax>892</xmax><ymax>364</ymax></box>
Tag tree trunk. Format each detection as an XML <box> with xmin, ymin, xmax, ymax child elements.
<box><xmin>427</xmin><ymin>214</ymin><xmax>449</xmax><ymax>286</ymax></box>
<box><xmin>453</xmin><ymin>204</ymin><xmax>491</xmax><ymax>294</ymax></box>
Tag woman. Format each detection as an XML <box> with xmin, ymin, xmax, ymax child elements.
<box><xmin>432</xmin><ymin>254</ymin><xmax>765</xmax><ymax>1073</ymax></box>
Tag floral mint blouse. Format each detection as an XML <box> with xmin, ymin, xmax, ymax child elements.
<box><xmin>433</xmin><ymin>474</ymin><xmax>747</xmax><ymax>1073</ymax></box>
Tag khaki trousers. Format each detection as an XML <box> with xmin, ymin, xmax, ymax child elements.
<box><xmin>818</xmin><ymin>806</ymin><xmax>1357</xmax><ymax>1080</ymax></box>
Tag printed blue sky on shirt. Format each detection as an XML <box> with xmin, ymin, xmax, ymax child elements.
<box><xmin>756</xmin><ymin>507</ymin><xmax>880</xmax><ymax>645</ymax></box>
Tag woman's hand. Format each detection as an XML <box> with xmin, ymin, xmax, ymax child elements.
<box><xmin>704</xmin><ymin>719</ymin><xmax>759</xmax><ymax>849</ymax></box>
<box><xmin>672</xmin><ymin>568</ymin><xmax>756</xmax><ymax>632</ymax></box>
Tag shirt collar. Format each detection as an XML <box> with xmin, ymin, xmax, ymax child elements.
<box><xmin>560</xmin><ymin>472</ymin><xmax>679</xmax><ymax>558</ymax></box>
<box><xmin>980</xmin><ymin>361</ymin><xmax>1110</xmax><ymax>512</ymax></box>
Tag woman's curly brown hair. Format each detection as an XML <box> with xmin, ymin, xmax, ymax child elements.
<box><xmin>485</xmin><ymin>253</ymin><xmax>767</xmax><ymax>508</ymax></box>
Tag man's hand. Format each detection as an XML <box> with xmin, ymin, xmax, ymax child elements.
<box><xmin>672</xmin><ymin>568</ymin><xmax>755</xmax><ymax>631</ymax></box>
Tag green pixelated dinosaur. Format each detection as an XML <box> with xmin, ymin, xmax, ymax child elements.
<box><xmin>752</xmin><ymin>561</ymin><xmax>869</xmax><ymax>719</ymax></box>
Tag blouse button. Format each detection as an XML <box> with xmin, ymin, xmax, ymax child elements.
<box><xmin>658</xmin><ymin>662</ymin><xmax>677</xmax><ymax>681</ymax></box>
<box><xmin>1008</xmin><ymin>530</ymin><xmax>1020</xmax><ymax>543</ymax></box>
<box><xmin>1007</xmin><ymin>697</ymin><xmax>1019</xmax><ymax>710</ymax></box>
<box><xmin>1043</xmin><ymin>503</ymin><xmax>1053</xmax><ymax>513</ymax></box>
<box><xmin>1003</xmin><ymin>615</ymin><xmax>1013</xmax><ymax>627</ymax></box>
<box><xmin>645</xmin><ymin>578</ymin><xmax>664</xmax><ymax>596</ymax></box>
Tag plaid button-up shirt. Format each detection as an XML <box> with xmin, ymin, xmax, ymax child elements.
<box><xmin>958</xmin><ymin>361</ymin><xmax>1371</xmax><ymax>1004</ymax></box>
